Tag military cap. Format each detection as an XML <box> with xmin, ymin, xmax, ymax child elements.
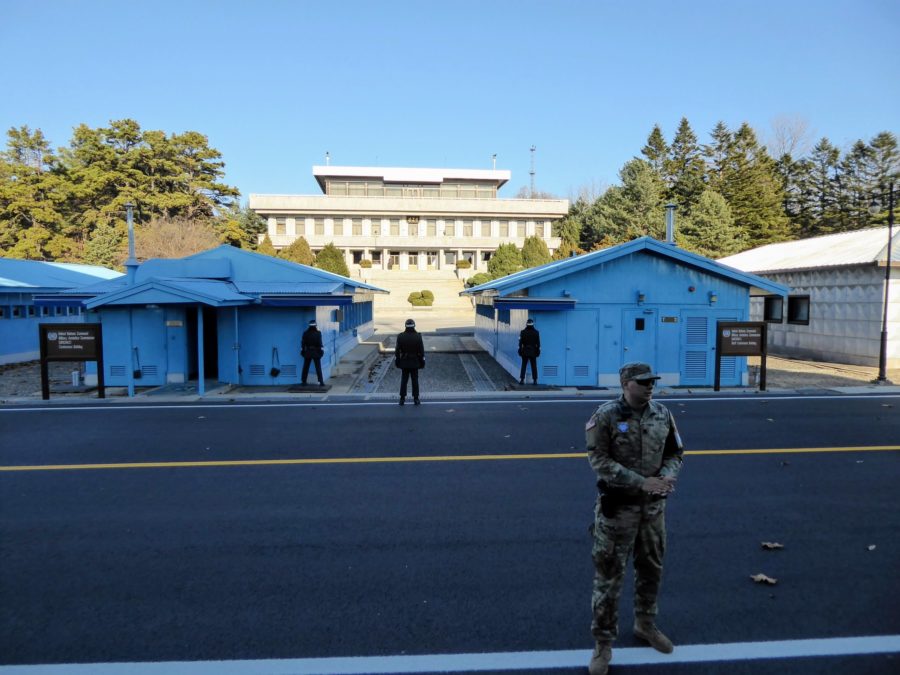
<box><xmin>619</xmin><ymin>361</ymin><xmax>661</xmax><ymax>383</ymax></box>
<box><xmin>526</xmin><ymin>319</ymin><xmax>534</xmax><ymax>326</ymax></box>
<box><xmin>308</xmin><ymin>320</ymin><xmax>317</xmax><ymax>327</ymax></box>
<box><xmin>405</xmin><ymin>319</ymin><xmax>416</xmax><ymax>328</ymax></box>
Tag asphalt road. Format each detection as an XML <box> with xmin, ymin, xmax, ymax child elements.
<box><xmin>1</xmin><ymin>394</ymin><xmax>899</xmax><ymax>673</ymax></box>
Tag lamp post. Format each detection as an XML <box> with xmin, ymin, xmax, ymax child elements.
<box><xmin>869</xmin><ymin>181</ymin><xmax>895</xmax><ymax>383</ymax></box>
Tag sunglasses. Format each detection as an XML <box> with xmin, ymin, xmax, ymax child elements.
<box><xmin>633</xmin><ymin>379</ymin><xmax>656</xmax><ymax>387</ymax></box>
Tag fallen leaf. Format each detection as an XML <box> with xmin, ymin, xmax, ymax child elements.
<box><xmin>867</xmin><ymin>545</ymin><xmax>876</xmax><ymax>551</ymax></box>
<box><xmin>750</xmin><ymin>573</ymin><xmax>778</xmax><ymax>585</ymax></box>
<box><xmin>761</xmin><ymin>542</ymin><xmax>784</xmax><ymax>550</ymax></box>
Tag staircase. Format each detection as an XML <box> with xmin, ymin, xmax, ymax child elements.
<box><xmin>363</xmin><ymin>269</ymin><xmax>475</xmax><ymax>330</ymax></box>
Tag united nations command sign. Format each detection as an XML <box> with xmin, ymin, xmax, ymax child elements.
<box><xmin>715</xmin><ymin>321</ymin><xmax>767</xmax><ymax>391</ymax></box>
<box><xmin>39</xmin><ymin>323</ymin><xmax>105</xmax><ymax>399</ymax></box>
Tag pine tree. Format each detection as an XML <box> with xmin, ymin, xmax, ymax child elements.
<box><xmin>641</xmin><ymin>125</ymin><xmax>669</xmax><ymax>180</ymax></box>
<box><xmin>521</xmin><ymin>236</ymin><xmax>551</xmax><ymax>268</ymax></box>
<box><xmin>806</xmin><ymin>138</ymin><xmax>843</xmax><ymax>234</ymax></box>
<box><xmin>676</xmin><ymin>190</ymin><xmax>743</xmax><ymax>258</ymax></box>
<box><xmin>257</xmin><ymin>234</ymin><xmax>277</xmax><ymax>256</ymax></box>
<box><xmin>82</xmin><ymin>221</ymin><xmax>125</xmax><ymax>268</ymax></box>
<box><xmin>703</xmin><ymin>121</ymin><xmax>733</xmax><ymax>192</ymax></box>
<box><xmin>715</xmin><ymin>123</ymin><xmax>792</xmax><ymax>247</ymax></box>
<box><xmin>666</xmin><ymin>118</ymin><xmax>706</xmax><ymax>214</ymax></box>
<box><xmin>314</xmin><ymin>242</ymin><xmax>350</xmax><ymax>277</ymax></box>
<box><xmin>487</xmin><ymin>242</ymin><xmax>523</xmax><ymax>277</ymax></box>
<box><xmin>280</xmin><ymin>236</ymin><xmax>315</xmax><ymax>265</ymax></box>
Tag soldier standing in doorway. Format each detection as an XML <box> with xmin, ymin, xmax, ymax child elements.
<box><xmin>518</xmin><ymin>318</ymin><xmax>540</xmax><ymax>385</ymax></box>
<box><xmin>300</xmin><ymin>319</ymin><xmax>325</xmax><ymax>386</ymax></box>
<box><xmin>585</xmin><ymin>362</ymin><xmax>684</xmax><ymax>675</ymax></box>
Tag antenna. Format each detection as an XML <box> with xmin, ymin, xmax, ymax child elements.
<box><xmin>325</xmin><ymin>151</ymin><xmax>330</xmax><ymax>166</ymax></box>
<box><xmin>491</xmin><ymin>153</ymin><xmax>497</xmax><ymax>170</ymax></box>
<box><xmin>529</xmin><ymin>145</ymin><xmax>536</xmax><ymax>198</ymax></box>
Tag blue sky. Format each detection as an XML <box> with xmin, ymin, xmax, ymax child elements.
<box><xmin>2</xmin><ymin>0</ymin><xmax>898</xmax><ymax>202</ymax></box>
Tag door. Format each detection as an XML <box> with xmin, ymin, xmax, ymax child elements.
<box><xmin>681</xmin><ymin>311</ymin><xmax>740</xmax><ymax>386</ymax></box>
<box><xmin>566</xmin><ymin>311</ymin><xmax>598</xmax><ymax>385</ymax></box>
<box><xmin>622</xmin><ymin>308</ymin><xmax>658</xmax><ymax>366</ymax></box>
<box><xmin>131</xmin><ymin>308</ymin><xmax>167</xmax><ymax>386</ymax></box>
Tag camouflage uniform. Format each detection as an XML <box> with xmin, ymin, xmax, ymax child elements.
<box><xmin>586</xmin><ymin>395</ymin><xmax>683</xmax><ymax>643</ymax></box>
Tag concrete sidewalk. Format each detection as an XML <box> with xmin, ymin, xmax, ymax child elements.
<box><xmin>2</xmin><ymin>331</ymin><xmax>898</xmax><ymax>404</ymax></box>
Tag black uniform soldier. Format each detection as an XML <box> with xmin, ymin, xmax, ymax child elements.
<box><xmin>300</xmin><ymin>319</ymin><xmax>325</xmax><ymax>386</ymax></box>
<box><xmin>517</xmin><ymin>318</ymin><xmax>540</xmax><ymax>385</ymax></box>
<box><xmin>585</xmin><ymin>362</ymin><xmax>684</xmax><ymax>675</ymax></box>
<box><xmin>395</xmin><ymin>318</ymin><xmax>425</xmax><ymax>405</ymax></box>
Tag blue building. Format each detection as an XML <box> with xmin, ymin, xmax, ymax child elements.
<box><xmin>47</xmin><ymin>245</ymin><xmax>386</xmax><ymax>393</ymax></box>
<box><xmin>461</xmin><ymin>237</ymin><xmax>789</xmax><ymax>387</ymax></box>
<box><xmin>0</xmin><ymin>259</ymin><xmax>122</xmax><ymax>365</ymax></box>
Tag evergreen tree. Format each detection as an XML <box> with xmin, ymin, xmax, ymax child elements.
<box><xmin>591</xmin><ymin>159</ymin><xmax>667</xmax><ymax>246</ymax></box>
<box><xmin>521</xmin><ymin>235</ymin><xmax>551</xmax><ymax>267</ymax></box>
<box><xmin>314</xmin><ymin>242</ymin><xmax>350</xmax><ymax>277</ymax></box>
<box><xmin>641</xmin><ymin>125</ymin><xmax>669</xmax><ymax>180</ymax></box>
<box><xmin>553</xmin><ymin>212</ymin><xmax>582</xmax><ymax>249</ymax></box>
<box><xmin>280</xmin><ymin>236</ymin><xmax>315</xmax><ymax>265</ymax></box>
<box><xmin>841</xmin><ymin>140</ymin><xmax>876</xmax><ymax>230</ymax></box>
<box><xmin>715</xmin><ymin>123</ymin><xmax>792</xmax><ymax>246</ymax></box>
<box><xmin>676</xmin><ymin>190</ymin><xmax>743</xmax><ymax>258</ymax></box>
<box><xmin>257</xmin><ymin>234</ymin><xmax>277</xmax><ymax>257</ymax></box>
<box><xmin>666</xmin><ymin>118</ymin><xmax>706</xmax><ymax>214</ymax></box>
<box><xmin>703</xmin><ymin>121</ymin><xmax>733</xmax><ymax>192</ymax></box>
<box><xmin>487</xmin><ymin>242</ymin><xmax>523</xmax><ymax>277</ymax></box>
<box><xmin>82</xmin><ymin>220</ymin><xmax>125</xmax><ymax>268</ymax></box>
<box><xmin>805</xmin><ymin>138</ymin><xmax>843</xmax><ymax>234</ymax></box>
<box><xmin>552</xmin><ymin>239</ymin><xmax>582</xmax><ymax>260</ymax></box>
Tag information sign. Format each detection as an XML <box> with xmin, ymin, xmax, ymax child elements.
<box><xmin>39</xmin><ymin>323</ymin><xmax>105</xmax><ymax>399</ymax></box>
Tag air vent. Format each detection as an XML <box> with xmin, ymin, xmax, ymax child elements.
<box><xmin>142</xmin><ymin>365</ymin><xmax>158</xmax><ymax>377</ymax></box>
<box><xmin>686</xmin><ymin>316</ymin><xmax>707</xmax><ymax>345</ymax></box>
<box><xmin>281</xmin><ymin>364</ymin><xmax>297</xmax><ymax>377</ymax></box>
<box><xmin>573</xmin><ymin>365</ymin><xmax>589</xmax><ymax>377</ymax></box>
<box><xmin>110</xmin><ymin>365</ymin><xmax>125</xmax><ymax>377</ymax></box>
<box><xmin>684</xmin><ymin>351</ymin><xmax>706</xmax><ymax>379</ymax></box>
<box><xmin>720</xmin><ymin>356</ymin><xmax>736</xmax><ymax>378</ymax></box>
<box><xmin>542</xmin><ymin>365</ymin><xmax>558</xmax><ymax>377</ymax></box>
<box><xmin>249</xmin><ymin>364</ymin><xmax>265</xmax><ymax>377</ymax></box>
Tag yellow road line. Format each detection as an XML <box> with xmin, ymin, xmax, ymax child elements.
<box><xmin>0</xmin><ymin>446</ymin><xmax>897</xmax><ymax>472</ymax></box>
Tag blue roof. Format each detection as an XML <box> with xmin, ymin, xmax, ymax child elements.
<box><xmin>0</xmin><ymin>259</ymin><xmax>122</xmax><ymax>290</ymax></box>
<box><xmin>462</xmin><ymin>237</ymin><xmax>790</xmax><ymax>297</ymax></box>
<box><xmin>233</xmin><ymin>281</ymin><xmax>344</xmax><ymax>295</ymax></box>
<box><xmin>85</xmin><ymin>278</ymin><xmax>252</xmax><ymax>309</ymax></box>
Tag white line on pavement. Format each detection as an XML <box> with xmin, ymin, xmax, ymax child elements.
<box><xmin>1</xmin><ymin>635</ymin><xmax>898</xmax><ymax>674</ymax></box>
<box><xmin>2</xmin><ymin>393</ymin><xmax>899</xmax><ymax>413</ymax></box>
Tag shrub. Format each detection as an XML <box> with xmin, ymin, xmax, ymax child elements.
<box><xmin>466</xmin><ymin>272</ymin><xmax>493</xmax><ymax>288</ymax></box>
<box><xmin>407</xmin><ymin>291</ymin><xmax>434</xmax><ymax>306</ymax></box>
<box><xmin>420</xmin><ymin>289</ymin><xmax>434</xmax><ymax>301</ymax></box>
<box><xmin>456</xmin><ymin>259</ymin><xmax>471</xmax><ymax>269</ymax></box>
<box><xmin>314</xmin><ymin>242</ymin><xmax>350</xmax><ymax>277</ymax></box>
<box><xmin>359</xmin><ymin>258</ymin><xmax>372</xmax><ymax>268</ymax></box>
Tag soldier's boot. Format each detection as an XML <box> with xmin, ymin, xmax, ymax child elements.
<box><xmin>633</xmin><ymin>618</ymin><xmax>673</xmax><ymax>654</ymax></box>
<box><xmin>588</xmin><ymin>641</ymin><xmax>612</xmax><ymax>675</ymax></box>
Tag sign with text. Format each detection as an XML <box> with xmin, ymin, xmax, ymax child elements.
<box><xmin>39</xmin><ymin>323</ymin><xmax>105</xmax><ymax>399</ymax></box>
<box><xmin>718</xmin><ymin>322</ymin><xmax>766</xmax><ymax>356</ymax></box>
<box><xmin>715</xmin><ymin>321</ymin><xmax>767</xmax><ymax>392</ymax></box>
<box><xmin>41</xmin><ymin>324</ymin><xmax>101</xmax><ymax>361</ymax></box>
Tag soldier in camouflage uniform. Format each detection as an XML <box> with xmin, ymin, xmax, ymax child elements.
<box><xmin>585</xmin><ymin>362</ymin><xmax>684</xmax><ymax>675</ymax></box>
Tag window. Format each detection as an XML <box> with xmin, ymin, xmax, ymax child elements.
<box><xmin>517</xmin><ymin>222</ymin><xmax>526</xmax><ymax>237</ymax></box>
<box><xmin>352</xmin><ymin>219</ymin><xmax>362</xmax><ymax>235</ymax></box>
<box><xmin>332</xmin><ymin>218</ymin><xmax>344</xmax><ymax>236</ymax></box>
<box><xmin>28</xmin><ymin>305</ymin><xmax>36</xmax><ymax>317</ymax></box>
<box><xmin>389</xmin><ymin>219</ymin><xmax>400</xmax><ymax>236</ymax></box>
<box><xmin>314</xmin><ymin>219</ymin><xmax>324</xmax><ymax>235</ymax></box>
<box><xmin>371</xmin><ymin>251</ymin><xmax>382</xmax><ymax>264</ymax></box>
<box><xmin>444</xmin><ymin>220</ymin><xmax>456</xmax><ymax>236</ymax></box>
<box><xmin>535</xmin><ymin>222</ymin><xmax>545</xmax><ymax>237</ymax></box>
<box><xmin>294</xmin><ymin>217</ymin><xmax>306</xmax><ymax>235</ymax></box>
<box><xmin>352</xmin><ymin>250</ymin><xmax>364</xmax><ymax>263</ymax></box>
<box><xmin>463</xmin><ymin>221</ymin><xmax>473</xmax><ymax>237</ymax></box>
<box><xmin>445</xmin><ymin>251</ymin><xmax>457</xmax><ymax>265</ymax></box>
<box><xmin>408</xmin><ymin>221</ymin><xmax>418</xmax><ymax>236</ymax></box>
<box><xmin>635</xmin><ymin>318</ymin><xmax>645</xmax><ymax>331</ymax></box>
<box><xmin>12</xmin><ymin>306</ymin><xmax>21</xmax><ymax>317</ymax></box>
<box><xmin>426</xmin><ymin>251</ymin><xmax>437</xmax><ymax>266</ymax></box>
<box><xmin>275</xmin><ymin>218</ymin><xmax>286</xmax><ymax>235</ymax></box>
<box><xmin>787</xmin><ymin>295</ymin><xmax>810</xmax><ymax>325</ymax></box>
<box><xmin>426</xmin><ymin>219</ymin><xmax>436</xmax><ymax>236</ymax></box>
<box><xmin>370</xmin><ymin>218</ymin><xmax>382</xmax><ymax>236</ymax></box>
<box><xmin>763</xmin><ymin>296</ymin><xmax>784</xmax><ymax>322</ymax></box>
<box><xmin>409</xmin><ymin>253</ymin><xmax>418</xmax><ymax>267</ymax></box>
<box><xmin>0</xmin><ymin>307</ymin><xmax>5</xmax><ymax>318</ymax></box>
<box><xmin>499</xmin><ymin>220</ymin><xmax>509</xmax><ymax>237</ymax></box>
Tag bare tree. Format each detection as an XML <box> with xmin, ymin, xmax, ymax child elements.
<box><xmin>767</xmin><ymin>115</ymin><xmax>815</xmax><ymax>159</ymax></box>
<box><xmin>135</xmin><ymin>216</ymin><xmax>220</xmax><ymax>260</ymax></box>
<box><xmin>568</xmin><ymin>179</ymin><xmax>608</xmax><ymax>204</ymax></box>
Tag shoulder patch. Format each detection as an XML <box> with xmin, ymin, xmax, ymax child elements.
<box><xmin>585</xmin><ymin>417</ymin><xmax>597</xmax><ymax>431</ymax></box>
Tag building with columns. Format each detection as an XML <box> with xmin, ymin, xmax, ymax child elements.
<box><xmin>248</xmin><ymin>165</ymin><xmax>569</xmax><ymax>272</ymax></box>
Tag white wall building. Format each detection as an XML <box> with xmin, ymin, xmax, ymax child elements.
<box><xmin>249</xmin><ymin>166</ymin><xmax>569</xmax><ymax>273</ymax></box>
<box><xmin>719</xmin><ymin>227</ymin><xmax>900</xmax><ymax>368</ymax></box>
